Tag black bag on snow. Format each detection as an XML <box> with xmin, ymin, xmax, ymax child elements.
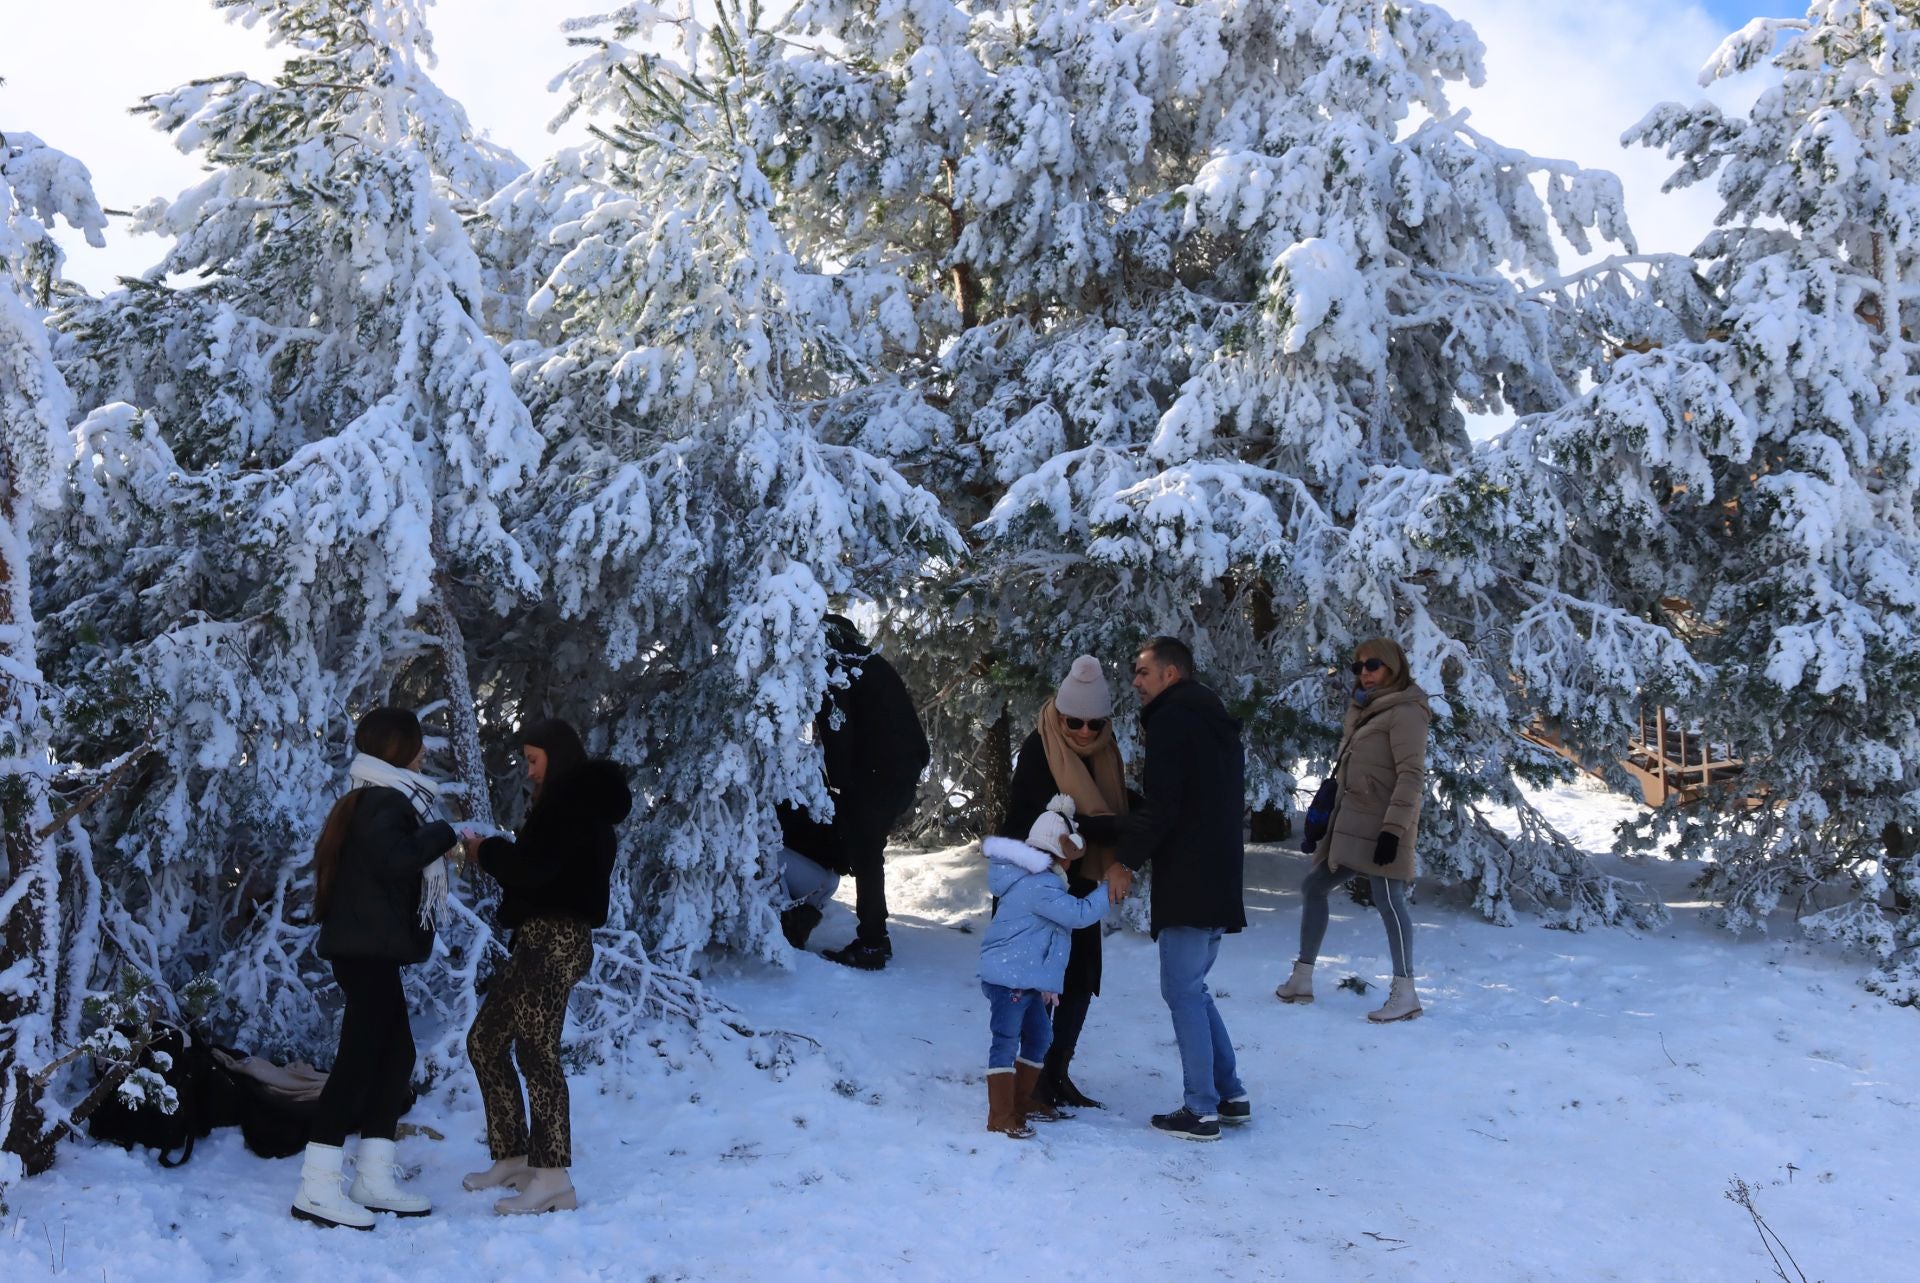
<box><xmin>210</xmin><ymin>1047</ymin><xmax>322</xmax><ymax>1159</ymax></box>
<box><xmin>85</xmin><ymin>1021</ymin><xmax>240</xmax><ymax>1167</ymax></box>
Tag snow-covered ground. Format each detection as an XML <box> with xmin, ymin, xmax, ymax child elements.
<box><xmin>5</xmin><ymin>778</ymin><xmax>1913</xmax><ymax>1282</ymax></box>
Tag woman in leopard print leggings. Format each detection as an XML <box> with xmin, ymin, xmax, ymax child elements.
<box><xmin>459</xmin><ymin>719</ymin><xmax>631</xmax><ymax>1215</ymax></box>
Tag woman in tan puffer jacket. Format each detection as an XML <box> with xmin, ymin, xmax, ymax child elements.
<box><xmin>1275</xmin><ymin>638</ymin><xmax>1431</xmax><ymax>1021</ymax></box>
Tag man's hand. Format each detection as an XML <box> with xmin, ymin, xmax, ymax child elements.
<box><xmin>1105</xmin><ymin>862</ymin><xmax>1135</xmax><ymax>903</ymax></box>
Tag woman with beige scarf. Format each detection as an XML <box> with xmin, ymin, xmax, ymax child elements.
<box><xmin>996</xmin><ymin>656</ymin><xmax>1137</xmax><ymax>1112</ymax></box>
<box><xmin>1277</xmin><ymin>636</ymin><xmax>1432</xmax><ymax>1022</ymax></box>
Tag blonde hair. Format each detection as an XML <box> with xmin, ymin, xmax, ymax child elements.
<box><xmin>1354</xmin><ymin>637</ymin><xmax>1413</xmax><ymax>693</ymax></box>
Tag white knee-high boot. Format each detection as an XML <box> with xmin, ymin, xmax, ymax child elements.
<box><xmin>348</xmin><ymin>1137</ymin><xmax>431</xmax><ymax>1216</ymax></box>
<box><xmin>292</xmin><ymin>1142</ymin><xmax>375</xmax><ymax>1230</ymax></box>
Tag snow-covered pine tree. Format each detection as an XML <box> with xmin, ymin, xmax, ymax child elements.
<box><xmin>45</xmin><ymin>0</ymin><xmax>543</xmax><ymax>1062</ymax></box>
<box><xmin>1526</xmin><ymin>1</ymin><xmax>1920</xmax><ymax>988</ymax></box>
<box><xmin>467</xmin><ymin>2</ymin><xmax>956</xmax><ymax>993</ymax></box>
<box><xmin>0</xmin><ymin>109</ymin><xmax>107</xmax><ymax>1175</ymax></box>
<box><xmin>739</xmin><ymin>0</ymin><xmax>1682</xmax><ymax>921</ymax></box>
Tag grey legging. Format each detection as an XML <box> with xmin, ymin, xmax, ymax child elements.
<box><xmin>1298</xmin><ymin>859</ymin><xmax>1415</xmax><ymax>979</ymax></box>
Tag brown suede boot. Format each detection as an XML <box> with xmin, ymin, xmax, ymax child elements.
<box><xmin>987</xmin><ymin>1070</ymin><xmax>1033</xmax><ymax>1139</ymax></box>
<box><xmin>1015</xmin><ymin>1060</ymin><xmax>1070</xmax><ymax>1123</ymax></box>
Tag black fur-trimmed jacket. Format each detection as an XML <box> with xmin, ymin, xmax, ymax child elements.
<box><xmin>478</xmin><ymin>761</ymin><xmax>633</xmax><ymax>931</ymax></box>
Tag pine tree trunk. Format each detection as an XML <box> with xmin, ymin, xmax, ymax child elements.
<box><xmin>0</xmin><ymin>472</ymin><xmax>61</xmax><ymax>1176</ymax></box>
<box><xmin>978</xmin><ymin>705</ymin><xmax>1012</xmax><ymax>835</ymax></box>
<box><xmin>422</xmin><ymin>532</ymin><xmax>492</xmax><ymax>828</ymax></box>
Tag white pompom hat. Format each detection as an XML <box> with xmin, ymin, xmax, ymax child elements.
<box><xmin>1026</xmin><ymin>795</ymin><xmax>1084</xmax><ymax>862</ymax></box>
<box><xmin>1055</xmin><ymin>655</ymin><xmax>1113</xmax><ymax>720</ymax></box>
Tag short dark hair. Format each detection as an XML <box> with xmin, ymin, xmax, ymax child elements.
<box><xmin>1138</xmin><ymin>636</ymin><xmax>1194</xmax><ymax>677</ymax></box>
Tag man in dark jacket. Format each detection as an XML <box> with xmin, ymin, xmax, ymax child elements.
<box><xmin>1117</xmin><ymin>636</ymin><xmax>1248</xmax><ymax>1141</ymax></box>
<box><xmin>815</xmin><ymin>615</ymin><xmax>930</xmax><ymax>971</ymax></box>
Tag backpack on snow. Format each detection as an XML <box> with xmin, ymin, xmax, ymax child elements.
<box><xmin>85</xmin><ymin>1020</ymin><xmax>238</xmax><ymax>1167</ymax></box>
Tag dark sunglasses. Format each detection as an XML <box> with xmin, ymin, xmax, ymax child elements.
<box><xmin>1064</xmin><ymin>717</ymin><xmax>1109</xmax><ymax>733</ymax></box>
<box><xmin>1349</xmin><ymin>659</ymin><xmax>1388</xmax><ymax>676</ymax></box>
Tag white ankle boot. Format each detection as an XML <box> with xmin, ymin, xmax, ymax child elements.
<box><xmin>292</xmin><ymin>1142</ymin><xmax>374</xmax><ymax>1230</ymax></box>
<box><xmin>493</xmin><ymin>1166</ymin><xmax>577</xmax><ymax>1215</ymax></box>
<box><xmin>463</xmin><ymin>1154</ymin><xmax>532</xmax><ymax>1192</ymax></box>
<box><xmin>348</xmin><ymin>1137</ymin><xmax>431</xmax><ymax>1216</ymax></box>
<box><xmin>1274</xmin><ymin>960</ymin><xmax>1315</xmax><ymax>1003</ymax></box>
<box><xmin>1368</xmin><ymin>976</ymin><xmax>1423</xmax><ymax>1022</ymax></box>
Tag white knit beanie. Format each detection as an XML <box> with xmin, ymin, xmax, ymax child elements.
<box><xmin>1054</xmin><ymin>655</ymin><xmax>1113</xmax><ymax>719</ymax></box>
<box><xmin>1026</xmin><ymin>803</ymin><xmax>1083</xmax><ymax>862</ymax></box>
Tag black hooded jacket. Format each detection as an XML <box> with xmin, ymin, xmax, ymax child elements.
<box><xmin>817</xmin><ymin>648</ymin><xmax>929</xmax><ymax>827</ymax></box>
<box><xmin>318</xmin><ymin>787</ymin><xmax>457</xmax><ymax>964</ymax></box>
<box><xmin>1117</xmin><ymin>679</ymin><xmax>1247</xmax><ymax>939</ymax></box>
<box><xmin>478</xmin><ymin>760</ymin><xmax>633</xmax><ymax>931</ymax></box>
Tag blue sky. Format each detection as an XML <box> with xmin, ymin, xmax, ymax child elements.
<box><xmin>1707</xmin><ymin>1</ymin><xmax>1793</xmax><ymax>25</ymax></box>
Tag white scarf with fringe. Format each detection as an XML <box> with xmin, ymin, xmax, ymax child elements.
<box><xmin>347</xmin><ymin>753</ymin><xmax>452</xmax><ymax>930</ymax></box>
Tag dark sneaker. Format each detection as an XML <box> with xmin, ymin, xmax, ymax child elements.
<box><xmin>822</xmin><ymin>938</ymin><xmax>891</xmax><ymax>971</ymax></box>
<box><xmin>1218</xmin><ymin>1097</ymin><xmax>1250</xmax><ymax>1126</ymax></box>
<box><xmin>1150</xmin><ymin>1107</ymin><xmax>1221</xmax><ymax>1141</ymax></box>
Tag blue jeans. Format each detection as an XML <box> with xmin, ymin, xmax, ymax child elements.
<box><xmin>982</xmin><ymin>981</ymin><xmax>1053</xmax><ymax>1070</ymax></box>
<box><xmin>780</xmin><ymin>846</ymin><xmax>841</xmax><ymax>911</ymax></box>
<box><xmin>1157</xmin><ymin>927</ymin><xmax>1245</xmax><ymax>1118</ymax></box>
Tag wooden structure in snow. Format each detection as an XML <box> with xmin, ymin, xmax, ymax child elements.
<box><xmin>1621</xmin><ymin>707</ymin><xmax>1746</xmax><ymax>807</ymax></box>
<box><xmin>1522</xmin><ymin>707</ymin><xmax>1747</xmax><ymax>808</ymax></box>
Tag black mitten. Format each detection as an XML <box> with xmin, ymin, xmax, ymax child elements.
<box><xmin>1372</xmin><ymin>831</ymin><xmax>1399</xmax><ymax>867</ymax></box>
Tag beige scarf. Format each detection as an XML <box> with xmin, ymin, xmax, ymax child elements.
<box><xmin>1036</xmin><ymin>697</ymin><xmax>1129</xmax><ymax>879</ymax></box>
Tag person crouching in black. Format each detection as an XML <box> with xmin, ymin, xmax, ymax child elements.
<box><xmin>460</xmin><ymin>718</ymin><xmax>631</xmax><ymax>1215</ymax></box>
<box><xmin>295</xmin><ymin>706</ymin><xmax>456</xmax><ymax>1229</ymax></box>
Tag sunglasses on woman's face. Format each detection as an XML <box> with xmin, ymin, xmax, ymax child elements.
<box><xmin>1064</xmin><ymin>717</ymin><xmax>1108</xmax><ymax>733</ymax></box>
<box><xmin>1350</xmin><ymin>658</ymin><xmax>1388</xmax><ymax>676</ymax></box>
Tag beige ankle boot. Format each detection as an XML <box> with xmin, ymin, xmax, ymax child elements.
<box><xmin>493</xmin><ymin>1166</ymin><xmax>576</xmax><ymax>1215</ymax></box>
<box><xmin>463</xmin><ymin>1154</ymin><xmax>531</xmax><ymax>1192</ymax></box>
<box><xmin>1368</xmin><ymin>976</ymin><xmax>1423</xmax><ymax>1022</ymax></box>
<box><xmin>1274</xmin><ymin>960</ymin><xmax>1315</xmax><ymax>1004</ymax></box>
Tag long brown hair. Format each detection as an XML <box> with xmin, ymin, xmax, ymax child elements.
<box><xmin>313</xmin><ymin>707</ymin><xmax>426</xmax><ymax>920</ymax></box>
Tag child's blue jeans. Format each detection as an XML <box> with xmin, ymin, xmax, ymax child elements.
<box><xmin>982</xmin><ymin>981</ymin><xmax>1053</xmax><ymax>1069</ymax></box>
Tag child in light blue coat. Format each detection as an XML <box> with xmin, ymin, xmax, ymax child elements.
<box><xmin>979</xmin><ymin>795</ymin><xmax>1108</xmax><ymax>1138</ymax></box>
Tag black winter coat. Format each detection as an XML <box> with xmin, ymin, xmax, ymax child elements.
<box><xmin>318</xmin><ymin>787</ymin><xmax>458</xmax><ymax>964</ymax></box>
<box><xmin>998</xmin><ymin>729</ymin><xmax>1136</xmax><ymax>996</ymax></box>
<box><xmin>1117</xmin><ymin>679</ymin><xmax>1247</xmax><ymax>939</ymax></box>
<box><xmin>479</xmin><ymin>760</ymin><xmax>632</xmax><ymax>931</ymax></box>
<box><xmin>818</xmin><ymin>648</ymin><xmax>929</xmax><ymax>828</ymax></box>
<box><xmin>998</xmin><ymin>730</ymin><xmax>1134</xmax><ymax>860</ymax></box>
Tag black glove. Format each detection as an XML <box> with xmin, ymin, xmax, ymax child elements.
<box><xmin>1372</xmin><ymin>831</ymin><xmax>1399</xmax><ymax>867</ymax></box>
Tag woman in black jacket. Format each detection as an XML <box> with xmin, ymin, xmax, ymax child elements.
<box><xmin>998</xmin><ymin>657</ymin><xmax>1136</xmax><ymax>1113</ymax></box>
<box><xmin>294</xmin><ymin>707</ymin><xmax>456</xmax><ymax>1230</ymax></box>
<box><xmin>461</xmin><ymin>718</ymin><xmax>631</xmax><ymax>1215</ymax></box>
